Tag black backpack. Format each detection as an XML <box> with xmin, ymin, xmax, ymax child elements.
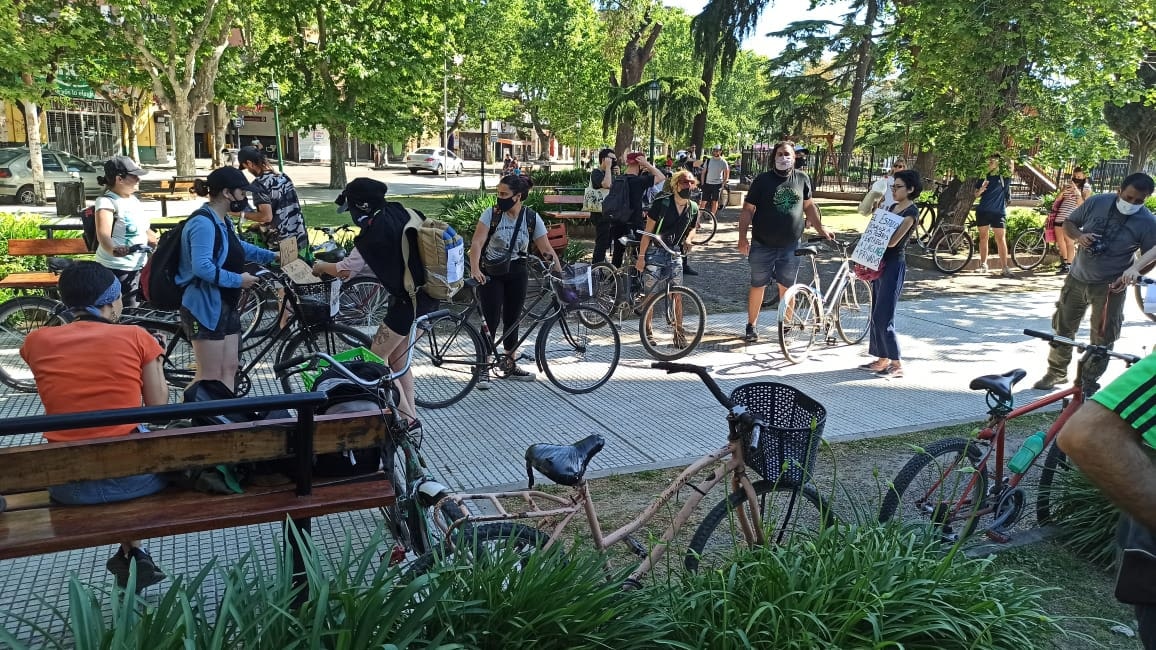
<box><xmin>602</xmin><ymin>175</ymin><xmax>631</xmax><ymax>224</ymax></box>
<box><xmin>309</xmin><ymin>362</ymin><xmax>394</xmax><ymax>477</ymax></box>
<box><xmin>141</xmin><ymin>208</ymin><xmax>221</xmax><ymax>309</ymax></box>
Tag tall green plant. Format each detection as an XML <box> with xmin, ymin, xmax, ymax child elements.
<box><xmin>1050</xmin><ymin>468</ymin><xmax>1121</xmax><ymax>568</ymax></box>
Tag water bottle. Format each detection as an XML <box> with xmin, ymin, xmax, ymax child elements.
<box><xmin>1008</xmin><ymin>431</ymin><xmax>1047</xmax><ymax>474</ymax></box>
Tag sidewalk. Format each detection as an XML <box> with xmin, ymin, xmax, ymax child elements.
<box><xmin>0</xmin><ymin>289</ymin><xmax>1152</xmax><ymax>642</ymax></box>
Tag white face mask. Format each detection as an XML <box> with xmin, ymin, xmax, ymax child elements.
<box><xmin>775</xmin><ymin>155</ymin><xmax>794</xmax><ymax>171</ymax></box>
<box><xmin>1117</xmin><ymin>197</ymin><xmax>1143</xmax><ymax>216</ymax></box>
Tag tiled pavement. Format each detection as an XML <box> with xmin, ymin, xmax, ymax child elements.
<box><xmin>1</xmin><ymin>290</ymin><xmax>1153</xmax><ymax>644</ymax></box>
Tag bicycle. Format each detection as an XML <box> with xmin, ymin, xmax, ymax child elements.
<box><xmin>907</xmin><ymin>181</ymin><xmax>978</xmax><ymax>274</ymax></box>
<box><xmin>273</xmin><ymin>313</ymin><xmax>468</xmax><ymax>569</ymax></box>
<box><xmin>777</xmin><ymin>237</ymin><xmax>873</xmax><ymax>363</ymax></box>
<box><xmin>410</xmin><ymin>256</ymin><xmax>621</xmax><ymax>408</ymax></box>
<box><xmin>422</xmin><ymin>361</ymin><xmax>833</xmax><ymax>581</ymax></box>
<box><xmin>685</xmin><ymin>188</ymin><xmax>718</xmax><ymax>245</ymax></box>
<box><xmin>879</xmin><ymin>328</ymin><xmax>1142</xmax><ymax>543</ymax></box>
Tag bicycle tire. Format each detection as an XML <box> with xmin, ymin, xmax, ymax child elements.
<box><xmin>915</xmin><ymin>205</ymin><xmax>936</xmax><ymax>244</ymax></box>
<box><xmin>638</xmin><ymin>285</ymin><xmax>706</xmax><ymax>361</ymax></box>
<box><xmin>932</xmin><ymin>229</ymin><xmax>973</xmax><ymax>274</ymax></box>
<box><xmin>408</xmin><ymin>522</ymin><xmax>548</xmax><ymax>577</ymax></box>
<box><xmin>538</xmin><ymin>304</ymin><xmax>620</xmax><ymax>394</ymax></box>
<box><xmin>337</xmin><ymin>276</ymin><xmax>391</xmax><ymax>329</ymax></box>
<box><xmin>276</xmin><ymin>323</ymin><xmax>374</xmax><ymax>394</ymax></box>
<box><xmin>589</xmin><ymin>261</ymin><xmax>619</xmax><ymax>320</ymax></box>
<box><xmin>412</xmin><ymin>312</ymin><xmax>485</xmax><ymax>409</ymax></box>
<box><xmin>1012</xmin><ymin>228</ymin><xmax>1047</xmax><ymax>271</ymax></box>
<box><xmin>835</xmin><ymin>277</ymin><xmax>872</xmax><ymax>344</ymax></box>
<box><xmin>690</xmin><ymin>210</ymin><xmax>717</xmax><ymax>246</ymax></box>
<box><xmin>778</xmin><ymin>285</ymin><xmax>819</xmax><ymax>364</ymax></box>
<box><xmin>1036</xmin><ymin>442</ymin><xmax>1074</xmax><ymax>525</ymax></box>
<box><xmin>685</xmin><ymin>480</ymin><xmax>832</xmax><ymax>572</ymax></box>
<box><xmin>381</xmin><ymin>439</ymin><xmax>468</xmax><ymax>560</ymax></box>
<box><xmin>0</xmin><ymin>296</ymin><xmax>72</xmax><ymax>392</ymax></box>
<box><xmin>878</xmin><ymin>438</ymin><xmax>988</xmax><ymax>540</ymax></box>
<box><xmin>238</xmin><ymin>283</ymin><xmax>280</xmax><ymax>351</ymax></box>
<box><xmin>1135</xmin><ymin>282</ymin><xmax>1156</xmax><ymax>322</ymax></box>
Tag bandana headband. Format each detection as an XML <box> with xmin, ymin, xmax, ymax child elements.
<box><xmin>82</xmin><ymin>277</ymin><xmax>121</xmax><ymax>319</ymax></box>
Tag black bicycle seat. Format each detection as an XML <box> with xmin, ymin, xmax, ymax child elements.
<box><xmin>464</xmin><ymin>277</ymin><xmax>480</xmax><ymax>288</ymax></box>
<box><xmin>968</xmin><ymin>369</ymin><xmax>1027</xmax><ymax>402</ymax></box>
<box><xmin>48</xmin><ymin>257</ymin><xmax>75</xmax><ymax>274</ymax></box>
<box><xmin>524</xmin><ymin>434</ymin><xmax>605</xmax><ymax>488</ymax></box>
<box><xmin>794</xmin><ymin>246</ymin><xmax>819</xmax><ymax>257</ymax></box>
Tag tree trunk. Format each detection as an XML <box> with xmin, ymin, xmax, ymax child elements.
<box><xmin>126</xmin><ymin>116</ymin><xmax>140</xmax><ymax>162</ymax></box>
<box><xmin>328</xmin><ymin>122</ymin><xmax>349</xmax><ymax>189</ymax></box>
<box><xmin>840</xmin><ymin>0</ymin><xmax>879</xmax><ymax>162</ymax></box>
<box><xmin>169</xmin><ymin>98</ymin><xmax>197</xmax><ymax>177</ymax></box>
<box><xmin>208</xmin><ymin>103</ymin><xmax>224</xmax><ymax>168</ymax></box>
<box><xmin>690</xmin><ymin>56</ymin><xmax>717</xmax><ymax>154</ymax></box>
<box><xmin>612</xmin><ymin>18</ymin><xmax>663</xmax><ymax>154</ymax></box>
<box><xmin>20</xmin><ymin>97</ymin><xmax>45</xmax><ymax>205</ymax></box>
<box><xmin>1129</xmin><ymin>136</ymin><xmax>1155</xmax><ymax>172</ymax></box>
<box><xmin>913</xmin><ymin>150</ymin><xmax>936</xmax><ymax>182</ymax></box>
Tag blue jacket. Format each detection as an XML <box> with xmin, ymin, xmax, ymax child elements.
<box><xmin>176</xmin><ymin>205</ymin><xmax>276</xmax><ymax>328</ymax></box>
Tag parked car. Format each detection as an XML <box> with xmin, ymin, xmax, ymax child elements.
<box><xmin>405</xmin><ymin>147</ymin><xmax>464</xmax><ymax>175</ymax></box>
<box><xmin>0</xmin><ymin>147</ymin><xmax>103</xmax><ymax>204</ymax></box>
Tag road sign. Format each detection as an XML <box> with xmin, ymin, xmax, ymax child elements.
<box><xmin>234</xmin><ymin>116</ymin><xmax>244</xmax><ymax>129</ymax></box>
<box><xmin>490</xmin><ymin>135</ymin><xmax>498</xmax><ymax>144</ymax></box>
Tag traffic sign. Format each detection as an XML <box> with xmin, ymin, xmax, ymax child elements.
<box><xmin>490</xmin><ymin>135</ymin><xmax>498</xmax><ymax>144</ymax></box>
<box><xmin>234</xmin><ymin>116</ymin><xmax>244</xmax><ymax>129</ymax></box>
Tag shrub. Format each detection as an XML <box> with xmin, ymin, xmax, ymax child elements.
<box><xmin>1049</xmin><ymin>467</ymin><xmax>1121</xmax><ymax>568</ymax></box>
<box><xmin>524</xmin><ymin>168</ymin><xmax>590</xmax><ymax>188</ymax></box>
<box><xmin>0</xmin><ymin>212</ymin><xmax>83</xmax><ymax>302</ymax></box>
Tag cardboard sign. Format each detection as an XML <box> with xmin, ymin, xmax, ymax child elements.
<box><xmin>278</xmin><ymin>237</ymin><xmax>298</xmax><ymax>264</ymax></box>
<box><xmin>850</xmin><ymin>208</ymin><xmax>907</xmax><ymax>271</ymax></box>
<box><xmin>1145</xmin><ymin>283</ymin><xmax>1156</xmax><ymax>316</ymax></box>
<box><xmin>282</xmin><ymin>258</ymin><xmax>320</xmax><ymax>285</ymax></box>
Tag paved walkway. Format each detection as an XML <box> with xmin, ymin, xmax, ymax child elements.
<box><xmin>1</xmin><ymin>288</ymin><xmax>1153</xmax><ymax>643</ymax></box>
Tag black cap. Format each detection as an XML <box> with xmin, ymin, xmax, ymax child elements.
<box><xmin>104</xmin><ymin>155</ymin><xmax>146</xmax><ymax>178</ymax></box>
<box><xmin>335</xmin><ymin>177</ymin><xmax>388</xmax><ymax>213</ymax></box>
<box><xmin>206</xmin><ymin>166</ymin><xmax>259</xmax><ymax>193</ymax></box>
<box><xmin>237</xmin><ymin>146</ymin><xmax>266</xmax><ymax>165</ymax></box>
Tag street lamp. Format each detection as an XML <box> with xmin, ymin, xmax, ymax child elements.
<box><xmin>443</xmin><ymin>53</ymin><xmax>464</xmax><ymax>181</ymax></box>
<box><xmin>647</xmin><ymin>78</ymin><xmax>660</xmax><ymax>160</ymax></box>
<box><xmin>575</xmin><ymin>117</ymin><xmax>582</xmax><ymax>169</ymax></box>
<box><xmin>264</xmin><ymin>77</ymin><xmax>284</xmax><ymax>173</ymax></box>
<box><xmin>479</xmin><ymin>106</ymin><xmax>487</xmax><ymax>190</ymax></box>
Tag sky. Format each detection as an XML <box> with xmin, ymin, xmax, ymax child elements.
<box><xmin>661</xmin><ymin>0</ymin><xmax>855</xmax><ymax>58</ymax></box>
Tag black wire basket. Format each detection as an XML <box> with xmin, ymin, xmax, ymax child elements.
<box><xmin>730</xmin><ymin>382</ymin><xmax>826</xmax><ymax>486</ymax></box>
<box><xmin>291</xmin><ymin>280</ymin><xmax>336</xmax><ymax>326</ymax></box>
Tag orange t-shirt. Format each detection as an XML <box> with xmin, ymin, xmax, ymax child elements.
<box><xmin>20</xmin><ymin>320</ymin><xmax>165</xmax><ymax>442</ymax></box>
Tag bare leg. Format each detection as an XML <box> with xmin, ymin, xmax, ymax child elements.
<box><xmin>977</xmin><ymin>225</ymin><xmax>990</xmax><ymax>267</ymax></box>
<box><xmin>371</xmin><ymin>324</ymin><xmax>417</xmax><ymax>423</ymax></box>
<box><xmin>747</xmin><ymin>286</ymin><xmax>765</xmax><ymax>326</ymax></box>
<box><xmin>993</xmin><ymin>227</ymin><xmax>1009</xmax><ymax>269</ymax></box>
<box><xmin>1055</xmin><ymin>227</ymin><xmax>1074</xmax><ymax>264</ymax></box>
<box><xmin>191</xmin><ymin>334</ymin><xmax>241</xmax><ymax>392</ymax></box>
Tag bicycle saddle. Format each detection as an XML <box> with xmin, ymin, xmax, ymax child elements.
<box><xmin>524</xmin><ymin>434</ymin><xmax>605</xmax><ymax>488</ymax></box>
<box><xmin>48</xmin><ymin>257</ymin><xmax>75</xmax><ymax>274</ymax></box>
<box><xmin>794</xmin><ymin>246</ymin><xmax>819</xmax><ymax>257</ymax></box>
<box><xmin>968</xmin><ymin>369</ymin><xmax>1027</xmax><ymax>402</ymax></box>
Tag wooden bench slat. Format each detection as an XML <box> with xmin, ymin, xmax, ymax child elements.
<box><xmin>545</xmin><ymin>211</ymin><xmax>591</xmax><ymax>220</ymax></box>
<box><xmin>0</xmin><ymin>272</ymin><xmax>62</xmax><ymax>289</ymax></box>
<box><xmin>543</xmin><ymin>195</ymin><xmax>586</xmax><ymax>204</ymax></box>
<box><xmin>0</xmin><ymin>478</ymin><xmax>395</xmax><ymax>559</ymax></box>
<box><xmin>7</xmin><ymin>239</ymin><xmax>90</xmax><ymax>256</ymax></box>
<box><xmin>0</xmin><ymin>412</ymin><xmax>389</xmax><ymax>493</ymax></box>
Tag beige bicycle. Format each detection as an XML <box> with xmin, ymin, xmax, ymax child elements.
<box><xmin>423</xmin><ymin>362</ymin><xmax>832</xmax><ymax>585</ymax></box>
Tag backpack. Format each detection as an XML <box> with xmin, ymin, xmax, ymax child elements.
<box><xmin>602</xmin><ymin>175</ymin><xmax>631</xmax><ymax>224</ymax></box>
<box><xmin>81</xmin><ymin>191</ymin><xmax>119</xmax><ymax>252</ymax></box>
<box><xmin>402</xmin><ymin>208</ymin><xmax>465</xmax><ymax>301</ymax></box>
<box><xmin>140</xmin><ymin>208</ymin><xmax>221</xmax><ymax>309</ymax></box>
<box><xmin>309</xmin><ymin>361</ymin><xmax>394</xmax><ymax>477</ymax></box>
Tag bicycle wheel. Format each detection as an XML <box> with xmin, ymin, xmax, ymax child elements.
<box><xmin>1012</xmin><ymin>228</ymin><xmax>1047</xmax><ymax>271</ymax></box>
<box><xmin>0</xmin><ymin>296</ymin><xmax>72</xmax><ymax>392</ymax></box>
<box><xmin>690</xmin><ymin>210</ymin><xmax>717</xmax><ymax>246</ymax></box>
<box><xmin>154</xmin><ymin>323</ymin><xmax>195</xmax><ymax>391</ymax></box>
<box><xmin>878</xmin><ymin>438</ymin><xmax>988</xmax><ymax>541</ymax></box>
<box><xmin>238</xmin><ymin>283</ymin><xmax>280</xmax><ymax>350</ymax></box>
<box><xmin>1036</xmin><ymin>443</ymin><xmax>1074</xmax><ymax>525</ymax></box>
<box><xmin>589</xmin><ymin>262</ymin><xmax>619</xmax><ymax>316</ymax></box>
<box><xmin>409</xmin><ymin>522</ymin><xmax>547</xmax><ymax>577</ymax></box>
<box><xmin>638</xmin><ymin>286</ymin><xmax>706</xmax><ymax>361</ymax></box>
<box><xmin>1135</xmin><ymin>281</ymin><xmax>1156</xmax><ymax>322</ymax></box>
<box><xmin>411</xmin><ymin>312</ymin><xmax>485</xmax><ymax>409</ymax></box>
<box><xmin>382</xmin><ymin>439</ymin><xmax>468</xmax><ymax>560</ymax></box>
<box><xmin>538</xmin><ymin>304</ymin><xmax>620</xmax><ymax>394</ymax></box>
<box><xmin>337</xmin><ymin>277</ymin><xmax>391</xmax><ymax>329</ymax></box>
<box><xmin>932</xmin><ymin>229</ymin><xmax>974</xmax><ymax>274</ymax></box>
<box><xmin>778</xmin><ymin>285</ymin><xmax>819</xmax><ymax>363</ymax></box>
<box><xmin>915</xmin><ymin>205</ymin><xmax>936</xmax><ymax>243</ymax></box>
<box><xmin>685</xmin><ymin>480</ymin><xmax>832</xmax><ymax>572</ymax></box>
<box><xmin>835</xmin><ymin>277</ymin><xmax>872</xmax><ymax>344</ymax></box>
<box><xmin>276</xmin><ymin>323</ymin><xmax>374</xmax><ymax>393</ymax></box>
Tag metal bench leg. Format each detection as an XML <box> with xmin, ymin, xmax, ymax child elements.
<box><xmin>160</xmin><ymin>199</ymin><xmax>168</xmax><ymax>218</ymax></box>
<box><xmin>287</xmin><ymin>516</ymin><xmax>312</xmax><ymax>608</ymax></box>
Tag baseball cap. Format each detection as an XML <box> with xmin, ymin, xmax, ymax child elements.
<box><xmin>625</xmin><ymin>152</ymin><xmax>643</xmax><ymax>164</ymax></box>
<box><xmin>206</xmin><ymin>166</ymin><xmax>259</xmax><ymax>193</ymax></box>
<box><xmin>103</xmin><ymin>155</ymin><xmax>146</xmax><ymax>178</ymax></box>
<box><xmin>711</xmin><ymin>144</ymin><xmax>722</xmax><ymax>152</ymax></box>
<box><xmin>237</xmin><ymin>146</ymin><xmax>266</xmax><ymax>165</ymax></box>
<box><xmin>335</xmin><ymin>177</ymin><xmax>389</xmax><ymax>213</ymax></box>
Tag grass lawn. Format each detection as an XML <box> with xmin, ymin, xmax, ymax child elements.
<box><xmin>302</xmin><ymin>193</ymin><xmax>454</xmax><ymax>228</ymax></box>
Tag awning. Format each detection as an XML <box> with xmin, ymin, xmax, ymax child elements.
<box><xmin>497</xmin><ymin>138</ymin><xmax>529</xmax><ymax>145</ymax></box>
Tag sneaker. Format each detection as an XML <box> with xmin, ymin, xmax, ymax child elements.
<box><xmin>874</xmin><ymin>364</ymin><xmax>904</xmax><ymax>379</ymax></box>
<box><xmin>1031</xmin><ymin>374</ymin><xmax>1066</xmax><ymax>391</ymax></box>
<box><xmin>743</xmin><ymin>324</ymin><xmax>759</xmax><ymax>343</ymax></box>
<box><xmin>859</xmin><ymin>360</ymin><xmax>888</xmax><ymax>372</ymax></box>
<box><xmin>1056</xmin><ymin>263</ymin><xmax>1070</xmax><ymax>275</ymax></box>
<box><xmin>499</xmin><ymin>356</ymin><xmax>536</xmax><ymax>382</ymax></box>
<box><xmin>978</xmin><ymin>263</ymin><xmax>989</xmax><ymax>274</ymax></box>
<box><xmin>683</xmin><ymin>267</ymin><xmax>700</xmax><ymax>277</ymax></box>
<box><xmin>107</xmin><ymin>548</ymin><xmax>166</xmax><ymax>592</ymax></box>
<box><xmin>476</xmin><ymin>370</ymin><xmax>493</xmax><ymax>390</ymax></box>
<box><xmin>1001</xmin><ymin>267</ymin><xmax>1015</xmax><ymax>278</ymax></box>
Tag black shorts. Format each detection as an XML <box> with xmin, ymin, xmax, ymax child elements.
<box><xmin>180</xmin><ymin>303</ymin><xmax>242</xmax><ymax>341</ymax></box>
<box><xmin>975</xmin><ymin>210</ymin><xmax>1007</xmax><ymax>228</ymax></box>
<box><xmin>381</xmin><ymin>291</ymin><xmax>439</xmax><ymax>337</ymax></box>
<box><xmin>701</xmin><ymin>183</ymin><xmax>722</xmax><ymax>203</ymax></box>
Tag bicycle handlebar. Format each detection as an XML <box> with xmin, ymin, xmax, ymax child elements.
<box><xmin>1023</xmin><ymin>329</ymin><xmax>1142</xmax><ymax>365</ymax></box>
<box><xmin>634</xmin><ymin>230</ymin><xmax>683</xmax><ymax>256</ymax></box>
<box><xmin>651</xmin><ymin>362</ymin><xmax>733</xmax><ymax>409</ymax></box>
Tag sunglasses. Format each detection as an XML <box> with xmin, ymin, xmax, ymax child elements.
<box><xmin>678</xmin><ymin>180</ymin><xmax>697</xmax><ymax>187</ymax></box>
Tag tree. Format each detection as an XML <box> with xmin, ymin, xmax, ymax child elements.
<box><xmin>702</xmin><ymin>50</ymin><xmax>766</xmax><ymax>151</ymax></box>
<box><xmin>602</xmin><ymin>76</ymin><xmax>705</xmax><ymax>153</ymax></box>
<box><xmin>1104</xmin><ymin>53</ymin><xmax>1156</xmax><ymax>173</ymax></box>
<box><xmin>73</xmin><ymin>45</ymin><xmax>153</xmax><ymax>162</ymax></box>
<box><xmin>600</xmin><ymin>0</ymin><xmax>663</xmax><ymax>154</ymax></box>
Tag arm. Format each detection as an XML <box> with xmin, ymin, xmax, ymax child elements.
<box><xmin>141</xmin><ymin>356</ymin><xmax>168</xmax><ymax>406</ymax></box>
<box><xmin>245</xmin><ymin>203</ymin><xmax>274</xmax><ymax>224</ymax></box>
<box><xmin>95</xmin><ymin>207</ymin><xmax>126</xmax><ymax>256</ymax></box>
<box><xmin>888</xmin><ymin>215</ymin><xmax>916</xmax><ymax>247</ymax></box>
<box><xmin>241</xmin><ymin>239</ymin><xmax>277</xmax><ymax>264</ymax></box>
<box><xmin>803</xmin><ymin>199</ymin><xmax>833</xmax><ymax>239</ymax></box>
<box><xmin>1063</xmin><ymin>198</ymin><xmax>1096</xmax><ymax>246</ymax></box>
<box><xmin>737</xmin><ymin>203</ymin><xmax>755</xmax><ymax>256</ymax></box>
<box><xmin>470</xmin><ymin>218</ymin><xmax>490</xmax><ymax>283</ymax></box>
<box><xmin>600</xmin><ymin>159</ymin><xmax>613</xmax><ymax>189</ymax></box>
<box><xmin>1120</xmin><ymin>245</ymin><xmax>1156</xmax><ymax>284</ymax></box>
<box><xmin>186</xmin><ymin>220</ymin><xmax>242</xmax><ymax>287</ymax></box>
<box><xmin>533</xmin><ymin>235</ymin><xmax>562</xmax><ymax>273</ymax></box>
<box><xmin>635</xmin><ymin>216</ymin><xmax>658</xmax><ymax>271</ymax></box>
<box><xmin>640</xmin><ymin>158</ymin><xmax>665</xmax><ymax>186</ymax></box>
<box><xmin>146</xmin><ymin>228</ymin><xmax>158</xmax><ymax>247</ymax></box>
<box><xmin>722</xmin><ymin>162</ymin><xmax>730</xmax><ymax>184</ymax></box>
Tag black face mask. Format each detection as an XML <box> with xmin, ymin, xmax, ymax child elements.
<box><xmin>794</xmin><ymin>157</ymin><xmax>806</xmax><ymax>169</ymax></box>
<box><xmin>677</xmin><ymin>188</ymin><xmax>692</xmax><ymax>199</ymax></box>
<box><xmin>1074</xmin><ymin>178</ymin><xmax>1087</xmax><ymax>188</ymax></box>
<box><xmin>228</xmin><ymin>198</ymin><xmax>249</xmax><ymax>213</ymax></box>
<box><xmin>496</xmin><ymin>196</ymin><xmax>517</xmax><ymax>213</ymax></box>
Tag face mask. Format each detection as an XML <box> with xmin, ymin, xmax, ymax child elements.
<box><xmin>677</xmin><ymin>188</ymin><xmax>691</xmax><ymax>199</ymax></box>
<box><xmin>1074</xmin><ymin>178</ymin><xmax>1086</xmax><ymax>188</ymax></box>
<box><xmin>794</xmin><ymin>157</ymin><xmax>805</xmax><ymax>169</ymax></box>
<box><xmin>496</xmin><ymin>196</ymin><xmax>517</xmax><ymax>213</ymax></box>
<box><xmin>1116</xmin><ymin>197</ymin><xmax>1142</xmax><ymax>216</ymax></box>
<box><xmin>228</xmin><ymin>198</ymin><xmax>249</xmax><ymax>213</ymax></box>
<box><xmin>775</xmin><ymin>155</ymin><xmax>794</xmax><ymax>171</ymax></box>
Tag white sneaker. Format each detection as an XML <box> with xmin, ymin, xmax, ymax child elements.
<box><xmin>1001</xmin><ymin>267</ymin><xmax>1015</xmax><ymax>278</ymax></box>
<box><xmin>978</xmin><ymin>263</ymin><xmax>989</xmax><ymax>274</ymax></box>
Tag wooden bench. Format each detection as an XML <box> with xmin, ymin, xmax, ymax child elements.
<box><xmin>139</xmin><ymin>179</ymin><xmax>198</xmax><ymax>217</ymax></box>
<box><xmin>0</xmin><ymin>238</ymin><xmax>90</xmax><ymax>291</ymax></box>
<box><xmin>40</xmin><ymin>217</ymin><xmax>182</xmax><ymax>239</ymax></box>
<box><xmin>543</xmin><ymin>194</ymin><xmax>590</xmax><ymax>221</ymax></box>
<box><xmin>0</xmin><ymin>393</ymin><xmax>394</xmax><ymax>574</ymax></box>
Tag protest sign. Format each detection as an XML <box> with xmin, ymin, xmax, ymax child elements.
<box><xmin>850</xmin><ymin>208</ymin><xmax>906</xmax><ymax>271</ymax></box>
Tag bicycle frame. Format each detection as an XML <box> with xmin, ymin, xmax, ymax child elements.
<box><xmin>794</xmin><ymin>240</ymin><xmax>856</xmax><ymax>329</ymax></box>
<box><xmin>458</xmin><ymin>261</ymin><xmax>567</xmax><ymax>361</ymax></box>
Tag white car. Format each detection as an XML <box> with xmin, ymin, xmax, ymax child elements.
<box><xmin>0</xmin><ymin>147</ymin><xmax>103</xmax><ymax>204</ymax></box>
<box><xmin>405</xmin><ymin>147</ymin><xmax>464</xmax><ymax>175</ymax></box>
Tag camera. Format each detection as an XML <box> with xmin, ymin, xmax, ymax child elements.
<box><xmin>1085</xmin><ymin>236</ymin><xmax>1108</xmax><ymax>256</ymax></box>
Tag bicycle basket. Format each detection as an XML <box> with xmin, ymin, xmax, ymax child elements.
<box><xmin>291</xmin><ymin>279</ymin><xmax>339</xmax><ymax>326</ymax></box>
<box><xmin>300</xmin><ymin>346</ymin><xmax>386</xmax><ymax>390</ymax></box>
<box><xmin>730</xmin><ymin>382</ymin><xmax>826</xmax><ymax>485</ymax></box>
<box><xmin>553</xmin><ymin>263</ymin><xmax>593</xmax><ymax>305</ymax></box>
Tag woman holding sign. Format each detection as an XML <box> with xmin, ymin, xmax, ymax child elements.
<box><xmin>860</xmin><ymin>169</ymin><xmax>920</xmax><ymax>378</ymax></box>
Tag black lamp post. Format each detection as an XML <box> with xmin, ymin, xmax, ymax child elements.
<box><xmin>479</xmin><ymin>106</ymin><xmax>487</xmax><ymax>190</ymax></box>
<box><xmin>647</xmin><ymin>78</ymin><xmax>660</xmax><ymax>160</ymax></box>
<box><xmin>264</xmin><ymin>78</ymin><xmax>284</xmax><ymax>172</ymax></box>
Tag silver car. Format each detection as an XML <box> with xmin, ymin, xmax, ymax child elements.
<box><xmin>405</xmin><ymin>147</ymin><xmax>464</xmax><ymax>175</ymax></box>
<box><xmin>0</xmin><ymin>147</ymin><xmax>103</xmax><ymax>204</ymax></box>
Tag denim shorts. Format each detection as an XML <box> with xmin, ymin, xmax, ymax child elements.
<box><xmin>642</xmin><ymin>248</ymin><xmax>683</xmax><ymax>293</ymax></box>
<box><xmin>748</xmin><ymin>241</ymin><xmax>799</xmax><ymax>288</ymax></box>
<box><xmin>180</xmin><ymin>303</ymin><xmax>242</xmax><ymax>341</ymax></box>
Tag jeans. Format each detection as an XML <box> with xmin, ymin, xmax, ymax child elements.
<box><xmin>50</xmin><ymin>473</ymin><xmax>167</xmax><ymax>505</ymax></box>
<box><xmin>868</xmin><ymin>258</ymin><xmax>906</xmax><ymax>360</ymax></box>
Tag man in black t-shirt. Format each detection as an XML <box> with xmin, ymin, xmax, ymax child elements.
<box><xmin>737</xmin><ymin>141</ymin><xmax>832</xmax><ymax>343</ymax></box>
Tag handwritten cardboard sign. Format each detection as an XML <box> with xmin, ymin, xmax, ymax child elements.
<box><xmin>850</xmin><ymin>208</ymin><xmax>906</xmax><ymax>271</ymax></box>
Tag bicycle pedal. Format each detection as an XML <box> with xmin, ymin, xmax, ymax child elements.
<box><xmin>387</xmin><ymin>544</ymin><xmax>407</xmax><ymax>566</ymax></box>
<box><xmin>985</xmin><ymin>529</ymin><xmax>1012</xmax><ymax>544</ymax></box>
<box><xmin>824</xmin><ymin>337</ymin><xmax>838</xmax><ymax>346</ymax></box>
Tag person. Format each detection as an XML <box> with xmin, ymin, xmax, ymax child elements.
<box><xmin>20</xmin><ymin>261</ymin><xmax>168</xmax><ymax>591</ymax></box>
<box><xmin>468</xmin><ymin>174</ymin><xmax>562</xmax><ymax>385</ymax></box>
<box><xmin>93</xmin><ymin>156</ymin><xmax>157</xmax><ymax>307</ymax></box>
<box><xmin>179</xmin><ymin>167</ymin><xmax>278</xmax><ymax>394</ymax></box>
<box><xmin>635</xmin><ymin>170</ymin><xmax>698</xmax><ymax>348</ymax></box>
<box><xmin>737</xmin><ymin>141</ymin><xmax>833</xmax><ymax>343</ymax></box>
<box><xmin>621</xmin><ymin>151</ymin><xmax>665</xmax><ymax>258</ymax></box>
<box><xmin>590</xmin><ymin>148</ymin><xmax>618</xmax><ymax>264</ymax></box>
<box><xmin>860</xmin><ymin>170</ymin><xmax>920</xmax><ymax>379</ymax></box>
<box><xmin>869</xmin><ymin>159</ymin><xmax>907</xmax><ymax>211</ymax></box>
<box><xmin>250</xmin><ymin>137</ymin><xmax>262</xmax><ymax>150</ymax></box>
<box><xmin>1033</xmin><ymin>172</ymin><xmax>1156</xmax><ymax>390</ymax></box>
<box><xmin>510</xmin><ymin>156</ymin><xmax>522</xmax><ymax>175</ymax></box>
<box><xmin>793</xmin><ymin>145</ymin><xmax>809</xmax><ymax>171</ymax></box>
<box><xmin>698</xmin><ymin>145</ymin><xmax>730</xmax><ymax>216</ymax></box>
<box><xmin>974</xmin><ymin>154</ymin><xmax>1014</xmax><ymax>276</ymax></box>
<box><xmin>238</xmin><ymin>146</ymin><xmax>307</xmax><ymax>251</ymax></box>
<box><xmin>502</xmin><ymin>153</ymin><xmax>514</xmax><ymax>175</ymax></box>
<box><xmin>1053</xmin><ymin>167</ymin><xmax>1092</xmax><ymax>275</ymax></box>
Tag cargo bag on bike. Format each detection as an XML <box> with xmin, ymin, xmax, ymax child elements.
<box><xmin>402</xmin><ymin>208</ymin><xmax>465</xmax><ymax>301</ymax></box>
<box><xmin>141</xmin><ymin>208</ymin><xmax>221</xmax><ymax>310</ymax></box>
<box><xmin>309</xmin><ymin>361</ymin><xmax>396</xmax><ymax>477</ymax></box>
